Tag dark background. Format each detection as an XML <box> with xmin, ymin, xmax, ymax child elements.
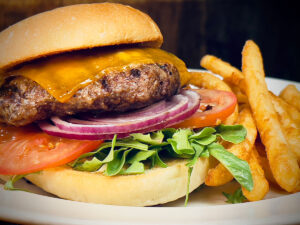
<box><xmin>0</xmin><ymin>0</ymin><xmax>299</xmax><ymax>82</ymax></box>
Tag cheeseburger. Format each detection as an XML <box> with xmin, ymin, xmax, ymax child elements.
<box><xmin>0</xmin><ymin>3</ymin><xmax>250</xmax><ymax>206</ymax></box>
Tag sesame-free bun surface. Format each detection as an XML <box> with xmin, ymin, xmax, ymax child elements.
<box><xmin>26</xmin><ymin>158</ymin><xmax>209</xmax><ymax>206</ymax></box>
<box><xmin>0</xmin><ymin>3</ymin><xmax>163</xmax><ymax>70</ymax></box>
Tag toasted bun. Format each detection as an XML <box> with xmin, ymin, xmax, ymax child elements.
<box><xmin>0</xmin><ymin>3</ymin><xmax>163</xmax><ymax>70</ymax></box>
<box><xmin>26</xmin><ymin>158</ymin><xmax>209</xmax><ymax>206</ymax></box>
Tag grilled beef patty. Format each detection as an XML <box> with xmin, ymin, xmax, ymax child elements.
<box><xmin>0</xmin><ymin>63</ymin><xmax>180</xmax><ymax>126</ymax></box>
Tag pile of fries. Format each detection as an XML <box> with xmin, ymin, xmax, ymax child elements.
<box><xmin>189</xmin><ymin>40</ymin><xmax>300</xmax><ymax>201</ymax></box>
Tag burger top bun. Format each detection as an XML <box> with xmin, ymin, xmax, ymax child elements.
<box><xmin>0</xmin><ymin>3</ymin><xmax>163</xmax><ymax>70</ymax></box>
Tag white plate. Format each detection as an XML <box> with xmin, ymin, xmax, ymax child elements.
<box><xmin>1</xmin><ymin>76</ymin><xmax>300</xmax><ymax>225</ymax></box>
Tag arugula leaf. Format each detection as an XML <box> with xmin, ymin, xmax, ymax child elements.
<box><xmin>168</xmin><ymin>129</ymin><xmax>194</xmax><ymax>156</ymax></box>
<box><xmin>223</xmin><ymin>188</ymin><xmax>247</xmax><ymax>204</ymax></box>
<box><xmin>200</xmin><ymin>148</ymin><xmax>210</xmax><ymax>158</ymax></box>
<box><xmin>105</xmin><ymin>149</ymin><xmax>132</xmax><ymax>176</ymax></box>
<box><xmin>187</xmin><ymin>142</ymin><xmax>204</xmax><ymax>167</ymax></box>
<box><xmin>189</xmin><ymin>127</ymin><xmax>216</xmax><ymax>139</ymax></box>
<box><xmin>152</xmin><ymin>150</ymin><xmax>168</xmax><ymax>168</ymax></box>
<box><xmin>71</xmin><ymin>135</ymin><xmax>148</xmax><ymax>168</ymax></box>
<box><xmin>184</xmin><ymin>167</ymin><xmax>193</xmax><ymax>206</ymax></box>
<box><xmin>70</xmin><ymin>142</ymin><xmax>113</xmax><ymax>167</ymax></box>
<box><xmin>115</xmin><ymin>139</ymin><xmax>148</xmax><ymax>151</ymax></box>
<box><xmin>161</xmin><ymin>128</ymin><xmax>177</xmax><ymax>139</ymax></box>
<box><xmin>73</xmin><ymin>135</ymin><xmax>118</xmax><ymax>171</ymax></box>
<box><xmin>208</xmin><ymin>143</ymin><xmax>253</xmax><ymax>191</ymax></box>
<box><xmin>193</xmin><ymin>135</ymin><xmax>216</xmax><ymax>146</ymax></box>
<box><xmin>4</xmin><ymin>175</ymin><xmax>28</xmax><ymax>191</ymax></box>
<box><xmin>73</xmin><ymin>157</ymin><xmax>103</xmax><ymax>172</ymax></box>
<box><xmin>4</xmin><ymin>173</ymin><xmax>40</xmax><ymax>192</ymax></box>
<box><xmin>131</xmin><ymin>131</ymin><xmax>164</xmax><ymax>145</ymax></box>
<box><xmin>127</xmin><ymin>150</ymin><xmax>155</xmax><ymax>164</ymax></box>
<box><xmin>121</xmin><ymin>161</ymin><xmax>145</xmax><ymax>175</ymax></box>
<box><xmin>216</xmin><ymin>124</ymin><xmax>247</xmax><ymax>144</ymax></box>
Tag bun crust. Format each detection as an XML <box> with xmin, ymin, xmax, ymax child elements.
<box><xmin>0</xmin><ymin>3</ymin><xmax>163</xmax><ymax>70</ymax></box>
<box><xmin>26</xmin><ymin>158</ymin><xmax>209</xmax><ymax>206</ymax></box>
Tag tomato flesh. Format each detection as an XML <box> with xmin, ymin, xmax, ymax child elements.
<box><xmin>173</xmin><ymin>89</ymin><xmax>237</xmax><ymax>129</ymax></box>
<box><xmin>0</xmin><ymin>124</ymin><xmax>103</xmax><ymax>175</ymax></box>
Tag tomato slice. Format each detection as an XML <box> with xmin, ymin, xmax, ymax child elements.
<box><xmin>173</xmin><ymin>89</ymin><xmax>237</xmax><ymax>129</ymax></box>
<box><xmin>0</xmin><ymin>124</ymin><xmax>103</xmax><ymax>175</ymax></box>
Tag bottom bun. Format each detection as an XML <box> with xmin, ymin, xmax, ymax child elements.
<box><xmin>26</xmin><ymin>158</ymin><xmax>209</xmax><ymax>206</ymax></box>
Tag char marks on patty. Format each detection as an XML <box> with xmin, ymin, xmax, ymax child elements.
<box><xmin>0</xmin><ymin>63</ymin><xmax>180</xmax><ymax>126</ymax></box>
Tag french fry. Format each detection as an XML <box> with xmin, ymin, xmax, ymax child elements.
<box><xmin>279</xmin><ymin>84</ymin><xmax>300</xmax><ymax>112</ymax></box>
<box><xmin>279</xmin><ymin>100</ymin><xmax>300</xmax><ymax>129</ymax></box>
<box><xmin>228</xmin><ymin>84</ymin><xmax>248</xmax><ymax>104</ymax></box>
<box><xmin>255</xmin><ymin>139</ymin><xmax>276</xmax><ymax>184</ymax></box>
<box><xmin>242</xmin><ymin>40</ymin><xmax>300</xmax><ymax>192</ymax></box>
<box><xmin>270</xmin><ymin>92</ymin><xmax>300</xmax><ymax>160</ymax></box>
<box><xmin>242</xmin><ymin>145</ymin><xmax>269</xmax><ymax>201</ymax></box>
<box><xmin>273</xmin><ymin>91</ymin><xmax>300</xmax><ymax>128</ymax></box>
<box><xmin>188</xmin><ymin>71</ymin><xmax>239</xmax><ymax>125</ymax></box>
<box><xmin>188</xmin><ymin>71</ymin><xmax>232</xmax><ymax>92</ymax></box>
<box><xmin>205</xmin><ymin>106</ymin><xmax>257</xmax><ymax>186</ymax></box>
<box><xmin>200</xmin><ymin>55</ymin><xmax>244</xmax><ymax>88</ymax></box>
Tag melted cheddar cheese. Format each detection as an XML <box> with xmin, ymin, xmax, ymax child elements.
<box><xmin>8</xmin><ymin>48</ymin><xmax>190</xmax><ymax>103</ymax></box>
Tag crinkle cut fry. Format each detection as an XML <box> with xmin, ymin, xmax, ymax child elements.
<box><xmin>242</xmin><ymin>40</ymin><xmax>300</xmax><ymax>192</ymax></box>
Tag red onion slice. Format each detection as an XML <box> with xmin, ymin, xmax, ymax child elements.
<box><xmin>136</xmin><ymin>90</ymin><xmax>201</xmax><ymax>133</ymax></box>
<box><xmin>39</xmin><ymin>90</ymin><xmax>201</xmax><ymax>140</ymax></box>
<box><xmin>39</xmin><ymin>121</ymin><xmax>130</xmax><ymax>140</ymax></box>
<box><xmin>51</xmin><ymin>94</ymin><xmax>189</xmax><ymax>134</ymax></box>
<box><xmin>81</xmin><ymin>100</ymin><xmax>168</xmax><ymax>124</ymax></box>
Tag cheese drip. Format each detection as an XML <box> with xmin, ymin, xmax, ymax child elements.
<box><xmin>8</xmin><ymin>48</ymin><xmax>190</xmax><ymax>103</ymax></box>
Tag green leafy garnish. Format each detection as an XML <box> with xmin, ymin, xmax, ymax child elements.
<box><xmin>184</xmin><ymin>167</ymin><xmax>193</xmax><ymax>206</ymax></box>
<box><xmin>4</xmin><ymin>175</ymin><xmax>28</xmax><ymax>191</ymax></box>
<box><xmin>73</xmin><ymin>157</ymin><xmax>103</xmax><ymax>172</ymax></box>
<box><xmin>131</xmin><ymin>131</ymin><xmax>164</xmax><ymax>145</ymax></box>
<box><xmin>121</xmin><ymin>161</ymin><xmax>145</xmax><ymax>175</ymax></box>
<box><xmin>4</xmin><ymin>173</ymin><xmax>39</xmax><ymax>192</ymax></box>
<box><xmin>208</xmin><ymin>142</ymin><xmax>253</xmax><ymax>191</ymax></box>
<box><xmin>127</xmin><ymin>150</ymin><xmax>155</xmax><ymax>164</ymax></box>
<box><xmin>168</xmin><ymin>129</ymin><xmax>194</xmax><ymax>156</ymax></box>
<box><xmin>216</xmin><ymin>124</ymin><xmax>247</xmax><ymax>144</ymax></box>
<box><xmin>105</xmin><ymin>149</ymin><xmax>132</xmax><ymax>176</ymax></box>
<box><xmin>186</xmin><ymin>142</ymin><xmax>204</xmax><ymax>167</ymax></box>
<box><xmin>189</xmin><ymin>127</ymin><xmax>216</xmax><ymax>139</ymax></box>
<box><xmin>151</xmin><ymin>149</ymin><xmax>168</xmax><ymax>168</ymax></box>
<box><xmin>223</xmin><ymin>188</ymin><xmax>247</xmax><ymax>204</ymax></box>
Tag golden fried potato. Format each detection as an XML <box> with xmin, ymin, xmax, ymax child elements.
<box><xmin>242</xmin><ymin>146</ymin><xmax>269</xmax><ymax>201</ymax></box>
<box><xmin>279</xmin><ymin>84</ymin><xmax>300</xmax><ymax>112</ymax></box>
<box><xmin>273</xmin><ymin>90</ymin><xmax>300</xmax><ymax>129</ymax></box>
<box><xmin>255</xmin><ymin>139</ymin><xmax>276</xmax><ymax>184</ymax></box>
<box><xmin>205</xmin><ymin>106</ymin><xmax>257</xmax><ymax>186</ymax></box>
<box><xmin>200</xmin><ymin>55</ymin><xmax>244</xmax><ymax>88</ymax></box>
<box><xmin>270</xmin><ymin>92</ymin><xmax>300</xmax><ymax>160</ymax></box>
<box><xmin>188</xmin><ymin>71</ymin><xmax>239</xmax><ymax>125</ymax></box>
<box><xmin>242</xmin><ymin>40</ymin><xmax>300</xmax><ymax>192</ymax></box>
<box><xmin>229</xmin><ymin>84</ymin><xmax>248</xmax><ymax>104</ymax></box>
<box><xmin>188</xmin><ymin>71</ymin><xmax>232</xmax><ymax>91</ymax></box>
